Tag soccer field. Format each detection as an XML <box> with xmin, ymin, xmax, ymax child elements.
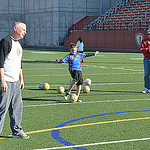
<box><xmin>1</xmin><ymin>47</ymin><xmax>150</xmax><ymax>150</ymax></box>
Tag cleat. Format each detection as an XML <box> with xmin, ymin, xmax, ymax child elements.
<box><xmin>77</xmin><ymin>100</ymin><xmax>82</xmax><ymax>102</ymax></box>
<box><xmin>12</xmin><ymin>133</ymin><xmax>30</xmax><ymax>139</ymax></box>
<box><xmin>77</xmin><ymin>97</ymin><xmax>82</xmax><ymax>102</ymax></box>
<box><xmin>64</xmin><ymin>91</ymin><xmax>69</xmax><ymax>100</ymax></box>
<box><xmin>142</xmin><ymin>88</ymin><xmax>149</xmax><ymax>94</ymax></box>
<box><xmin>64</xmin><ymin>96</ymin><xmax>68</xmax><ymax>100</ymax></box>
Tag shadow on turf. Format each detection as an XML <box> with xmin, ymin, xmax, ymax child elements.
<box><xmin>22</xmin><ymin>60</ymin><xmax>56</xmax><ymax>64</ymax></box>
<box><xmin>22</xmin><ymin>97</ymin><xmax>68</xmax><ymax>103</ymax></box>
<box><xmin>22</xmin><ymin>91</ymin><xmax>68</xmax><ymax>103</ymax></box>
<box><xmin>0</xmin><ymin>136</ymin><xmax>12</xmax><ymax>138</ymax></box>
<box><xmin>27</xmin><ymin>88</ymin><xmax>65</xmax><ymax>94</ymax></box>
<box><xmin>22</xmin><ymin>89</ymin><xmax>76</xmax><ymax>103</ymax></box>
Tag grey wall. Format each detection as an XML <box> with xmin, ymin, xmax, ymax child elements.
<box><xmin>0</xmin><ymin>0</ymin><xmax>122</xmax><ymax>47</ymax></box>
<box><xmin>25</xmin><ymin>0</ymin><xmax>100</xmax><ymax>47</ymax></box>
<box><xmin>0</xmin><ymin>0</ymin><xmax>25</xmax><ymax>43</ymax></box>
<box><xmin>99</xmin><ymin>0</ymin><xmax>122</xmax><ymax>15</ymax></box>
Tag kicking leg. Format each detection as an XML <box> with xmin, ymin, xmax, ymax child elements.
<box><xmin>64</xmin><ymin>80</ymin><xmax>77</xmax><ymax>100</ymax></box>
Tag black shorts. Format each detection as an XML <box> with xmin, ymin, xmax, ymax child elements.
<box><xmin>70</xmin><ymin>70</ymin><xmax>83</xmax><ymax>86</ymax></box>
<box><xmin>77</xmin><ymin>51</ymin><xmax>83</xmax><ymax>53</ymax></box>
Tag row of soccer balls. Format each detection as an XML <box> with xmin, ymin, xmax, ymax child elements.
<box><xmin>39</xmin><ymin>78</ymin><xmax>91</xmax><ymax>94</ymax></box>
<box><xmin>39</xmin><ymin>83</ymin><xmax>90</xmax><ymax>94</ymax></box>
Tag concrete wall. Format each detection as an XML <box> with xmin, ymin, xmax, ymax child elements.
<box><xmin>100</xmin><ymin>0</ymin><xmax>122</xmax><ymax>14</ymax></box>
<box><xmin>25</xmin><ymin>0</ymin><xmax>100</xmax><ymax>47</ymax></box>
<box><xmin>0</xmin><ymin>0</ymin><xmax>25</xmax><ymax>44</ymax></box>
<box><xmin>0</xmin><ymin>0</ymin><xmax>122</xmax><ymax>47</ymax></box>
<box><xmin>24</xmin><ymin>0</ymin><xmax>56</xmax><ymax>46</ymax></box>
<box><xmin>58</xmin><ymin>0</ymin><xmax>100</xmax><ymax>46</ymax></box>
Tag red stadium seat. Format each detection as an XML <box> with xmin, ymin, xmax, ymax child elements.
<box><xmin>77</xmin><ymin>0</ymin><xmax>150</xmax><ymax>32</ymax></box>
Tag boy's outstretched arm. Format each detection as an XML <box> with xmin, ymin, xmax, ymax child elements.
<box><xmin>85</xmin><ymin>51</ymin><xmax>99</xmax><ymax>57</ymax></box>
<box><xmin>56</xmin><ymin>59</ymin><xmax>60</xmax><ymax>63</ymax></box>
<box><xmin>56</xmin><ymin>55</ymin><xmax>69</xmax><ymax>63</ymax></box>
<box><xmin>56</xmin><ymin>59</ymin><xmax>64</xmax><ymax>63</ymax></box>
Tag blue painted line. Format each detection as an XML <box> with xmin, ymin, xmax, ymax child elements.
<box><xmin>51</xmin><ymin>110</ymin><xmax>150</xmax><ymax>150</ymax></box>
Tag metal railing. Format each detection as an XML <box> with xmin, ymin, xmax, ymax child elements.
<box><xmin>84</xmin><ymin>1</ymin><xmax>125</xmax><ymax>30</ymax></box>
<box><xmin>145</xmin><ymin>8</ymin><xmax>150</xmax><ymax>20</ymax></box>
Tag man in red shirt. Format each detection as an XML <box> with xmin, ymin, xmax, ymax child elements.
<box><xmin>140</xmin><ymin>28</ymin><xmax>150</xmax><ymax>93</ymax></box>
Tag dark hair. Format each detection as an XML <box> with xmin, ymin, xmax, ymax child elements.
<box><xmin>78</xmin><ymin>37</ymin><xmax>82</xmax><ymax>43</ymax></box>
<box><xmin>70</xmin><ymin>43</ymin><xmax>77</xmax><ymax>49</ymax></box>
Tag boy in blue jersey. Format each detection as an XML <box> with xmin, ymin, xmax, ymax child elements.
<box><xmin>56</xmin><ymin>43</ymin><xmax>99</xmax><ymax>102</ymax></box>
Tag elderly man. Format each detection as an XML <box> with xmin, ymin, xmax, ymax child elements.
<box><xmin>0</xmin><ymin>22</ymin><xmax>29</xmax><ymax>139</ymax></box>
<box><xmin>140</xmin><ymin>28</ymin><xmax>150</xmax><ymax>93</ymax></box>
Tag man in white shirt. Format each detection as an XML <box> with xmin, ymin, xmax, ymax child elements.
<box><xmin>77</xmin><ymin>37</ymin><xmax>84</xmax><ymax>63</ymax></box>
<box><xmin>0</xmin><ymin>22</ymin><xmax>29</xmax><ymax>139</ymax></box>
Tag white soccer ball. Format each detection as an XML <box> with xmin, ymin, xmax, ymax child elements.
<box><xmin>69</xmin><ymin>94</ymin><xmax>78</xmax><ymax>103</ymax></box>
<box><xmin>57</xmin><ymin>86</ymin><xmax>65</xmax><ymax>94</ymax></box>
<box><xmin>39</xmin><ymin>83</ymin><xmax>44</xmax><ymax>89</ymax></box>
<box><xmin>43</xmin><ymin>83</ymin><xmax>50</xmax><ymax>90</ymax></box>
<box><xmin>83</xmin><ymin>86</ymin><xmax>90</xmax><ymax>93</ymax></box>
<box><xmin>85</xmin><ymin>78</ymin><xmax>91</xmax><ymax>85</ymax></box>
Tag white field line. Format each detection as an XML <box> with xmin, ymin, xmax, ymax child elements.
<box><xmin>31</xmin><ymin>52</ymin><xmax>60</xmax><ymax>54</ymax></box>
<box><xmin>35</xmin><ymin>137</ymin><xmax>150</xmax><ymax>150</ymax></box>
<box><xmin>130</xmin><ymin>58</ymin><xmax>143</xmax><ymax>60</ymax></box>
<box><xmin>23</xmin><ymin>66</ymin><xmax>143</xmax><ymax>70</ymax></box>
<box><xmin>24</xmin><ymin>72</ymin><xmax>143</xmax><ymax>77</ymax></box>
<box><xmin>23</xmin><ymin>98</ymin><xmax>150</xmax><ymax>108</ymax></box>
<box><xmin>90</xmin><ymin>82</ymin><xmax>144</xmax><ymax>85</ymax></box>
<box><xmin>122</xmin><ymin>69</ymin><xmax>142</xmax><ymax>71</ymax></box>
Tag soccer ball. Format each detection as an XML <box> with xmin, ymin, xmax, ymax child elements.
<box><xmin>69</xmin><ymin>94</ymin><xmax>78</xmax><ymax>103</ymax></box>
<box><xmin>57</xmin><ymin>86</ymin><xmax>65</xmax><ymax>94</ymax></box>
<box><xmin>43</xmin><ymin>83</ymin><xmax>50</xmax><ymax>90</ymax></box>
<box><xmin>83</xmin><ymin>86</ymin><xmax>90</xmax><ymax>93</ymax></box>
<box><xmin>39</xmin><ymin>83</ymin><xmax>44</xmax><ymax>89</ymax></box>
<box><xmin>85</xmin><ymin>78</ymin><xmax>91</xmax><ymax>85</ymax></box>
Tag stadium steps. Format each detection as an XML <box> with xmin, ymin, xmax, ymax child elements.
<box><xmin>63</xmin><ymin>0</ymin><xmax>149</xmax><ymax>44</ymax></box>
<box><xmin>62</xmin><ymin>16</ymin><xmax>98</xmax><ymax>44</ymax></box>
<box><xmin>84</xmin><ymin>0</ymin><xmax>149</xmax><ymax>31</ymax></box>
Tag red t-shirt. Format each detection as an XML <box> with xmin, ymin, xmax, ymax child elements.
<box><xmin>140</xmin><ymin>38</ymin><xmax>150</xmax><ymax>59</ymax></box>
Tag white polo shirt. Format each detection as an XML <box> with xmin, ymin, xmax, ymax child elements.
<box><xmin>77</xmin><ymin>41</ymin><xmax>84</xmax><ymax>52</ymax></box>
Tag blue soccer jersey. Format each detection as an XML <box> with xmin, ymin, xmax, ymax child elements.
<box><xmin>61</xmin><ymin>53</ymin><xmax>86</xmax><ymax>72</ymax></box>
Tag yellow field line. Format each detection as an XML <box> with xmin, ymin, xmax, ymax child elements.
<box><xmin>1</xmin><ymin>117</ymin><xmax>150</xmax><ymax>139</ymax></box>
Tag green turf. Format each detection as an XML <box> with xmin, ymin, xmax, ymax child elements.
<box><xmin>1</xmin><ymin>48</ymin><xmax>150</xmax><ymax>150</ymax></box>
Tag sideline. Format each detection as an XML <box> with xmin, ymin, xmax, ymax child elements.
<box><xmin>27</xmin><ymin>117</ymin><xmax>150</xmax><ymax>134</ymax></box>
<box><xmin>0</xmin><ymin>116</ymin><xmax>150</xmax><ymax>140</ymax></box>
<box><xmin>23</xmin><ymin>98</ymin><xmax>150</xmax><ymax>108</ymax></box>
<box><xmin>51</xmin><ymin>110</ymin><xmax>150</xmax><ymax>150</ymax></box>
<box><xmin>35</xmin><ymin>137</ymin><xmax>150</xmax><ymax>150</ymax></box>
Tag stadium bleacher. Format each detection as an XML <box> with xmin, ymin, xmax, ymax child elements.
<box><xmin>84</xmin><ymin>0</ymin><xmax>149</xmax><ymax>31</ymax></box>
<box><xmin>63</xmin><ymin>0</ymin><xmax>149</xmax><ymax>50</ymax></box>
<box><xmin>72</xmin><ymin>0</ymin><xmax>149</xmax><ymax>32</ymax></box>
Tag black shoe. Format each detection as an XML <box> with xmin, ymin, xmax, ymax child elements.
<box><xmin>64</xmin><ymin>91</ymin><xmax>69</xmax><ymax>100</ymax></box>
<box><xmin>77</xmin><ymin>97</ymin><xmax>82</xmax><ymax>102</ymax></box>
